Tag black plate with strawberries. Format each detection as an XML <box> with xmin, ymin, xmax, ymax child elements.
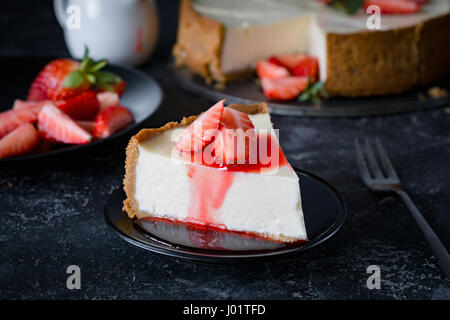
<box><xmin>0</xmin><ymin>54</ymin><xmax>162</xmax><ymax>164</ymax></box>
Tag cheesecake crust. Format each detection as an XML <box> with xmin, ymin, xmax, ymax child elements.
<box><xmin>173</xmin><ymin>0</ymin><xmax>450</xmax><ymax>97</ymax></box>
<box><xmin>123</xmin><ymin>102</ymin><xmax>303</xmax><ymax>243</ymax></box>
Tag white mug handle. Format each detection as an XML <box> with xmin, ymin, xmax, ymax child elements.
<box><xmin>54</xmin><ymin>0</ymin><xmax>69</xmax><ymax>28</ymax></box>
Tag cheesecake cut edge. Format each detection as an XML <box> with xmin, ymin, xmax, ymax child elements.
<box><xmin>123</xmin><ymin>102</ymin><xmax>269</xmax><ymax>219</ymax></box>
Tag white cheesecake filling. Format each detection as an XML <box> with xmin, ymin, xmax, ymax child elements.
<box><xmin>134</xmin><ymin>113</ymin><xmax>307</xmax><ymax>241</ymax></box>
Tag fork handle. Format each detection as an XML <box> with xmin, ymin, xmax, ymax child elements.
<box><xmin>396</xmin><ymin>189</ymin><xmax>450</xmax><ymax>277</ymax></box>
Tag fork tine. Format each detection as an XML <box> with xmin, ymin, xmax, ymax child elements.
<box><xmin>364</xmin><ymin>138</ymin><xmax>384</xmax><ymax>178</ymax></box>
<box><xmin>375</xmin><ymin>138</ymin><xmax>399</xmax><ymax>180</ymax></box>
<box><xmin>355</xmin><ymin>138</ymin><xmax>371</xmax><ymax>182</ymax></box>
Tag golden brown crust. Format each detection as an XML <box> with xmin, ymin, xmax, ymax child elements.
<box><xmin>172</xmin><ymin>0</ymin><xmax>225</xmax><ymax>82</ymax></box>
<box><xmin>123</xmin><ymin>103</ymin><xmax>268</xmax><ymax>219</ymax></box>
<box><xmin>325</xmin><ymin>26</ymin><xmax>419</xmax><ymax>97</ymax></box>
<box><xmin>173</xmin><ymin>0</ymin><xmax>450</xmax><ymax>97</ymax></box>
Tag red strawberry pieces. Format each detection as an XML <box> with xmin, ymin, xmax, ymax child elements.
<box><xmin>38</xmin><ymin>104</ymin><xmax>91</xmax><ymax>144</ymax></box>
<box><xmin>175</xmin><ymin>99</ymin><xmax>225</xmax><ymax>152</ymax></box>
<box><xmin>112</xmin><ymin>80</ymin><xmax>127</xmax><ymax>97</ymax></box>
<box><xmin>93</xmin><ymin>106</ymin><xmax>134</xmax><ymax>139</ymax></box>
<box><xmin>291</xmin><ymin>57</ymin><xmax>319</xmax><ymax>82</ymax></box>
<box><xmin>363</xmin><ymin>0</ymin><xmax>420</xmax><ymax>14</ymax></box>
<box><xmin>13</xmin><ymin>99</ymin><xmax>51</xmax><ymax>114</ymax></box>
<box><xmin>57</xmin><ymin>91</ymin><xmax>100</xmax><ymax>120</ymax></box>
<box><xmin>261</xmin><ymin>76</ymin><xmax>308</xmax><ymax>100</ymax></box>
<box><xmin>97</xmin><ymin>91</ymin><xmax>120</xmax><ymax>111</ymax></box>
<box><xmin>256</xmin><ymin>60</ymin><xmax>290</xmax><ymax>79</ymax></box>
<box><xmin>28</xmin><ymin>58</ymin><xmax>90</xmax><ymax>101</ymax></box>
<box><xmin>211</xmin><ymin>107</ymin><xmax>256</xmax><ymax>165</ymax></box>
<box><xmin>259</xmin><ymin>54</ymin><xmax>320</xmax><ymax>100</ymax></box>
<box><xmin>0</xmin><ymin>108</ymin><xmax>39</xmax><ymax>138</ymax></box>
<box><xmin>269</xmin><ymin>54</ymin><xmax>307</xmax><ymax>70</ymax></box>
<box><xmin>0</xmin><ymin>123</ymin><xmax>40</xmax><ymax>159</ymax></box>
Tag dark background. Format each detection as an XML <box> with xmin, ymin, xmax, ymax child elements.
<box><xmin>0</xmin><ymin>0</ymin><xmax>179</xmax><ymax>58</ymax></box>
<box><xmin>1</xmin><ymin>0</ymin><xmax>449</xmax><ymax>299</ymax></box>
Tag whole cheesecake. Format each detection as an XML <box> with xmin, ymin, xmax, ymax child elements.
<box><xmin>173</xmin><ymin>0</ymin><xmax>450</xmax><ymax>97</ymax></box>
<box><xmin>123</xmin><ymin>102</ymin><xmax>307</xmax><ymax>243</ymax></box>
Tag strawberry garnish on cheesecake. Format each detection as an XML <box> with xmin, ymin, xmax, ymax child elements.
<box><xmin>211</xmin><ymin>107</ymin><xmax>256</xmax><ymax>165</ymax></box>
<box><xmin>257</xmin><ymin>54</ymin><xmax>322</xmax><ymax>101</ymax></box>
<box><xmin>175</xmin><ymin>99</ymin><xmax>225</xmax><ymax>152</ymax></box>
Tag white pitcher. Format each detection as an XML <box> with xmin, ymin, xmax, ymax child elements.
<box><xmin>54</xmin><ymin>0</ymin><xmax>159</xmax><ymax>65</ymax></box>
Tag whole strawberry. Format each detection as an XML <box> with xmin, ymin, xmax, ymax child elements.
<box><xmin>27</xmin><ymin>47</ymin><xmax>124</xmax><ymax>102</ymax></box>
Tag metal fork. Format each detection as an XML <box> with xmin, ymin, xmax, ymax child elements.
<box><xmin>355</xmin><ymin>138</ymin><xmax>450</xmax><ymax>277</ymax></box>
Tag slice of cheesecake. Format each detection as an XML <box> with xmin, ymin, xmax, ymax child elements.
<box><xmin>123</xmin><ymin>101</ymin><xmax>307</xmax><ymax>243</ymax></box>
<box><xmin>173</xmin><ymin>0</ymin><xmax>450</xmax><ymax>97</ymax></box>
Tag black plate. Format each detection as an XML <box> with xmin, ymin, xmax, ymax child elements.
<box><xmin>0</xmin><ymin>58</ymin><xmax>163</xmax><ymax>164</ymax></box>
<box><xmin>104</xmin><ymin>168</ymin><xmax>347</xmax><ymax>264</ymax></box>
<box><xmin>172</xmin><ymin>64</ymin><xmax>450</xmax><ymax>117</ymax></box>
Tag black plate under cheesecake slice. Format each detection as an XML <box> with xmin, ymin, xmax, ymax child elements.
<box><xmin>104</xmin><ymin>168</ymin><xmax>347</xmax><ymax>264</ymax></box>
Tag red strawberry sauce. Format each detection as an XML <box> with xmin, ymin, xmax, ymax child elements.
<box><xmin>183</xmin><ymin>132</ymin><xmax>290</xmax><ymax>226</ymax></box>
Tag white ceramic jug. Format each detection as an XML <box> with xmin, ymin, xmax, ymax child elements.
<box><xmin>54</xmin><ymin>0</ymin><xmax>159</xmax><ymax>65</ymax></box>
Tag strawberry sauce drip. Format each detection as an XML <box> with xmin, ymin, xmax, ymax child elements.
<box><xmin>184</xmin><ymin>133</ymin><xmax>290</xmax><ymax>226</ymax></box>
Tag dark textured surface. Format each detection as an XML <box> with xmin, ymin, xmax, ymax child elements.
<box><xmin>1</xmin><ymin>0</ymin><xmax>449</xmax><ymax>300</ymax></box>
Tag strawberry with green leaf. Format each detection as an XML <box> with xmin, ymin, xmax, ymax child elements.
<box><xmin>27</xmin><ymin>47</ymin><xmax>125</xmax><ymax>102</ymax></box>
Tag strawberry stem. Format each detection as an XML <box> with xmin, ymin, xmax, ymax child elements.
<box><xmin>64</xmin><ymin>46</ymin><xmax>122</xmax><ymax>91</ymax></box>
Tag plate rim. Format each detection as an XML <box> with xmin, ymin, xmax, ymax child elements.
<box><xmin>104</xmin><ymin>168</ymin><xmax>348</xmax><ymax>264</ymax></box>
<box><xmin>0</xmin><ymin>62</ymin><xmax>163</xmax><ymax>165</ymax></box>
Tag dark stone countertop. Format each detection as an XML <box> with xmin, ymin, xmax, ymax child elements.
<box><xmin>1</xmin><ymin>56</ymin><xmax>449</xmax><ymax>299</ymax></box>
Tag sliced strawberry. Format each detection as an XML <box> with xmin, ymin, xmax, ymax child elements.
<box><xmin>0</xmin><ymin>123</ymin><xmax>40</xmax><ymax>159</ymax></box>
<box><xmin>256</xmin><ymin>60</ymin><xmax>290</xmax><ymax>79</ymax></box>
<box><xmin>57</xmin><ymin>91</ymin><xmax>100</xmax><ymax>120</ymax></box>
<box><xmin>38</xmin><ymin>104</ymin><xmax>91</xmax><ymax>144</ymax></box>
<box><xmin>112</xmin><ymin>80</ymin><xmax>127</xmax><ymax>97</ymax></box>
<box><xmin>0</xmin><ymin>108</ymin><xmax>39</xmax><ymax>138</ymax></box>
<box><xmin>13</xmin><ymin>99</ymin><xmax>53</xmax><ymax>115</ymax></box>
<box><xmin>76</xmin><ymin>120</ymin><xmax>95</xmax><ymax>133</ymax></box>
<box><xmin>97</xmin><ymin>91</ymin><xmax>120</xmax><ymax>111</ymax></box>
<box><xmin>175</xmin><ymin>100</ymin><xmax>225</xmax><ymax>152</ymax></box>
<box><xmin>363</xmin><ymin>0</ymin><xmax>420</xmax><ymax>14</ymax></box>
<box><xmin>220</xmin><ymin>107</ymin><xmax>255</xmax><ymax>130</ymax></box>
<box><xmin>268</xmin><ymin>54</ymin><xmax>307</xmax><ymax>70</ymax></box>
<box><xmin>291</xmin><ymin>57</ymin><xmax>320</xmax><ymax>82</ymax></box>
<box><xmin>93</xmin><ymin>106</ymin><xmax>134</xmax><ymax>139</ymax></box>
<box><xmin>261</xmin><ymin>76</ymin><xmax>308</xmax><ymax>100</ymax></box>
<box><xmin>211</xmin><ymin>107</ymin><xmax>256</xmax><ymax>165</ymax></box>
